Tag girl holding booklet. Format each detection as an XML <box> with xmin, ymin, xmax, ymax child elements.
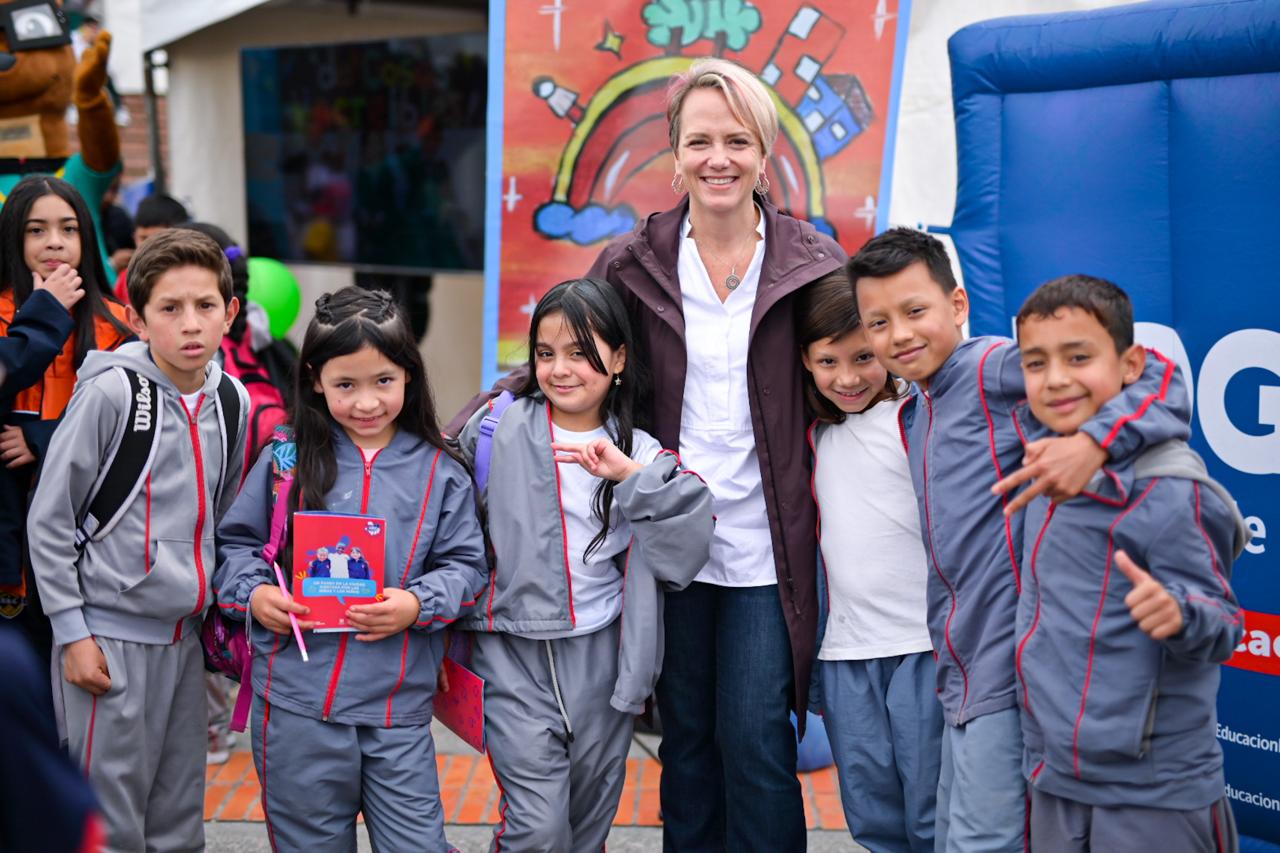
<box><xmin>214</xmin><ymin>286</ymin><xmax>487</xmax><ymax>851</ymax></box>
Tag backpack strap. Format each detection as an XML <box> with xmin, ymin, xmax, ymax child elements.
<box><xmin>473</xmin><ymin>391</ymin><xmax>515</xmax><ymax>494</ymax></box>
<box><xmin>262</xmin><ymin>425</ymin><xmax>296</xmax><ymax>567</ymax></box>
<box><xmin>76</xmin><ymin>367</ymin><xmax>164</xmax><ymax>548</ymax></box>
<box><xmin>212</xmin><ymin>373</ymin><xmax>244</xmax><ymax>507</ymax></box>
<box><xmin>1133</xmin><ymin>439</ymin><xmax>1252</xmax><ymax>559</ymax></box>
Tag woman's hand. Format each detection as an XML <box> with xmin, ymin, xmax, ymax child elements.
<box><xmin>0</xmin><ymin>426</ymin><xmax>35</xmax><ymax>468</ymax></box>
<box><xmin>346</xmin><ymin>587</ymin><xmax>420</xmax><ymax>642</ymax></box>
<box><xmin>250</xmin><ymin>584</ymin><xmax>315</xmax><ymax>635</ymax></box>
<box><xmin>552</xmin><ymin>438</ymin><xmax>643</xmax><ymax>482</ymax></box>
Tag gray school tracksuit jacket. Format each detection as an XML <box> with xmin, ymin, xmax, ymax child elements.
<box><xmin>456</xmin><ymin>396</ymin><xmax>715</xmax><ymax>713</ymax></box>
<box><xmin>29</xmin><ymin>341</ymin><xmax>249</xmax><ymax>646</ymax></box>
<box><xmin>904</xmin><ymin>338</ymin><xmax>1190</xmax><ymax>726</ymax></box>
<box><xmin>214</xmin><ymin>427</ymin><xmax>488</xmax><ymax>726</ymax></box>
<box><xmin>1017</xmin><ymin>437</ymin><xmax>1248</xmax><ymax>810</ymax></box>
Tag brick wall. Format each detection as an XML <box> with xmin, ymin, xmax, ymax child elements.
<box><xmin>66</xmin><ymin>92</ymin><xmax>170</xmax><ymax>187</ymax></box>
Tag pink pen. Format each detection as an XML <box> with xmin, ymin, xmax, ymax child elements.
<box><xmin>273</xmin><ymin>564</ymin><xmax>309</xmax><ymax>662</ymax></box>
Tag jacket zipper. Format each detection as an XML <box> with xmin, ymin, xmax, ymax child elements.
<box><xmin>321</xmin><ymin>449</ymin><xmax>380</xmax><ymax>720</ymax></box>
<box><xmin>181</xmin><ymin>397</ymin><xmax>208</xmax><ymax>637</ymax></box>
<box><xmin>921</xmin><ymin>392</ymin><xmax>969</xmax><ymax>719</ymax></box>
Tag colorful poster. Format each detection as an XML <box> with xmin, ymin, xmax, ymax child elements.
<box><xmin>292</xmin><ymin>512</ymin><xmax>387</xmax><ymax>632</ymax></box>
<box><xmin>484</xmin><ymin>0</ymin><xmax>912</xmax><ymax>376</ymax></box>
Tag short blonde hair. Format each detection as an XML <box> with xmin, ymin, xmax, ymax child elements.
<box><xmin>666</xmin><ymin>58</ymin><xmax>778</xmax><ymax>157</ymax></box>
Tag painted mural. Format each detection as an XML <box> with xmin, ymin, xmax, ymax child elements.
<box><xmin>490</xmin><ymin>0</ymin><xmax>909</xmax><ymax>367</ymax></box>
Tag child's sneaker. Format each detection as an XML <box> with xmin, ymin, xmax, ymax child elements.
<box><xmin>206</xmin><ymin>728</ymin><xmax>231</xmax><ymax>765</ymax></box>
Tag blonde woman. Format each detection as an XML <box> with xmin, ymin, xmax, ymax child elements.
<box><xmin>585</xmin><ymin>58</ymin><xmax>846</xmax><ymax>851</ymax></box>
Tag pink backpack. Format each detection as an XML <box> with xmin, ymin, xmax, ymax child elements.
<box><xmin>219</xmin><ymin>333</ymin><xmax>289</xmax><ymax>474</ymax></box>
<box><xmin>201</xmin><ymin>426</ymin><xmax>295</xmax><ymax>732</ymax></box>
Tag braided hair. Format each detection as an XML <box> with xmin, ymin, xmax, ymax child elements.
<box><xmin>289</xmin><ymin>286</ymin><xmax>456</xmax><ymax>528</ymax></box>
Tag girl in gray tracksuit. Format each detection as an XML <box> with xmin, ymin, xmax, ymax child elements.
<box><xmin>215</xmin><ymin>288</ymin><xmax>488</xmax><ymax>852</ymax></box>
<box><xmin>456</xmin><ymin>278</ymin><xmax>714</xmax><ymax>853</ymax></box>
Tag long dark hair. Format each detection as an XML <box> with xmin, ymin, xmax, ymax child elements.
<box><xmin>1</xmin><ymin>175</ymin><xmax>129</xmax><ymax>366</ymax></box>
<box><xmin>796</xmin><ymin>270</ymin><xmax>901</xmax><ymax>424</ymax></box>
<box><xmin>518</xmin><ymin>278</ymin><xmax>648</xmax><ymax>559</ymax></box>
<box><xmin>290</xmin><ymin>286</ymin><xmax>456</xmax><ymax>523</ymax></box>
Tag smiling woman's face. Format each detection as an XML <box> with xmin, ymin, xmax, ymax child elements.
<box><xmin>674</xmin><ymin>87</ymin><xmax>763</xmax><ymax>221</ymax></box>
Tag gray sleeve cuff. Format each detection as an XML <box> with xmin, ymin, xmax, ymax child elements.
<box><xmin>49</xmin><ymin>608</ymin><xmax>92</xmax><ymax>646</ymax></box>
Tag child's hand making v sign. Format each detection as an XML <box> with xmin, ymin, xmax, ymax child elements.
<box><xmin>552</xmin><ymin>437</ymin><xmax>643</xmax><ymax>481</ymax></box>
<box><xmin>1114</xmin><ymin>550</ymin><xmax>1184</xmax><ymax>640</ymax></box>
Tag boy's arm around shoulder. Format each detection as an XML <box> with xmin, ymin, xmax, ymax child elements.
<box><xmin>26</xmin><ymin>380</ymin><xmax>119</xmax><ymax>645</ymax></box>
<box><xmin>614</xmin><ymin>450</ymin><xmax>715</xmax><ymax>589</ymax></box>
<box><xmin>405</xmin><ymin>457</ymin><xmax>488</xmax><ymax>631</ymax></box>
<box><xmin>213</xmin><ymin>446</ymin><xmax>277</xmax><ymax>621</ymax></box>
<box><xmin>1081</xmin><ymin>349</ymin><xmax>1191</xmax><ymax>460</ymax></box>
<box><xmin>1135</xmin><ymin>478</ymin><xmax>1245</xmax><ymax>662</ymax></box>
<box><xmin>992</xmin><ymin>348</ymin><xmax>1190</xmax><ymax>513</ymax></box>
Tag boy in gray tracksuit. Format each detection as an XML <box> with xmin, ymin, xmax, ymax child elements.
<box><xmin>28</xmin><ymin>230</ymin><xmax>249</xmax><ymax>852</ymax></box>
<box><xmin>1015</xmin><ymin>275</ymin><xmax>1245</xmax><ymax>852</ymax></box>
<box><xmin>850</xmin><ymin>230</ymin><xmax>1191</xmax><ymax>852</ymax></box>
<box><xmin>456</xmin><ymin>394</ymin><xmax>714</xmax><ymax>853</ymax></box>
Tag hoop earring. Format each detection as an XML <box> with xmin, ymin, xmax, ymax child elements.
<box><xmin>672</xmin><ymin>173</ymin><xmax>686</xmax><ymax>195</ymax></box>
<box><xmin>613</xmin><ymin>374</ymin><xmax>623</xmax><ymax>387</ymax></box>
<box><xmin>754</xmin><ymin>170</ymin><xmax>770</xmax><ymax>195</ymax></box>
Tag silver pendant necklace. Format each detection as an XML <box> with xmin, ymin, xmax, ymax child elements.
<box><xmin>695</xmin><ymin>232</ymin><xmax>754</xmax><ymax>292</ymax></box>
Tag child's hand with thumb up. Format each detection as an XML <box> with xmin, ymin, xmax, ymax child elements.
<box><xmin>1115</xmin><ymin>550</ymin><xmax>1184</xmax><ymax>640</ymax></box>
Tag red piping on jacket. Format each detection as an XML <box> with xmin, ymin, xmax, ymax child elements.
<box><xmin>321</xmin><ymin>448</ymin><xmax>382</xmax><ymax>721</ymax></box>
<box><xmin>1015</xmin><ymin>505</ymin><xmax>1056</xmax><ymax>719</ymax></box>
<box><xmin>1194</xmin><ymin>483</ymin><xmax>1233</xmax><ymax>599</ymax></box>
<box><xmin>1071</xmin><ymin>478</ymin><xmax>1159</xmax><ymax>778</ymax></box>
<box><xmin>487</xmin><ymin>750</ymin><xmax>511</xmax><ymax>852</ymax></box>
<box><xmin>921</xmin><ymin>393</ymin><xmax>970</xmax><ymax>716</ymax></box>
<box><xmin>181</xmin><ymin>396</ymin><xmax>209</xmax><ymax>638</ymax></box>
<box><xmin>545</xmin><ymin>403</ymin><xmax>576</xmax><ymax>627</ymax></box>
<box><xmin>977</xmin><ymin>343</ymin><xmax>1021</xmax><ymax>594</ymax></box>
<box><xmin>386</xmin><ymin>451</ymin><xmax>442</xmax><ymax>724</ymax></box>
<box><xmin>1098</xmin><ymin>348</ymin><xmax>1175</xmax><ymax>449</ymax></box>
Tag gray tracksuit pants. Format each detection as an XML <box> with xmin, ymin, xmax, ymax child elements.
<box><xmin>61</xmin><ymin>631</ymin><xmax>207</xmax><ymax>853</ymax></box>
<box><xmin>472</xmin><ymin>618</ymin><xmax>632</xmax><ymax>853</ymax></box>
<box><xmin>1030</xmin><ymin>788</ymin><xmax>1238</xmax><ymax>853</ymax></box>
<box><xmin>249</xmin><ymin>695</ymin><xmax>452</xmax><ymax>852</ymax></box>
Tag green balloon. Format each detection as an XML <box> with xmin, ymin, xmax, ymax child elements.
<box><xmin>246</xmin><ymin>257</ymin><xmax>301</xmax><ymax>339</ymax></box>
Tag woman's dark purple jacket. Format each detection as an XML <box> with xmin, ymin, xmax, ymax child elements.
<box><xmin>448</xmin><ymin>198</ymin><xmax>845</xmax><ymax>723</ymax></box>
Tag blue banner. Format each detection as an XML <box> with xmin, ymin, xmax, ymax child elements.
<box><xmin>948</xmin><ymin>1</ymin><xmax>1280</xmax><ymax>844</ymax></box>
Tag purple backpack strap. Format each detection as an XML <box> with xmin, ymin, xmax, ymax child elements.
<box><xmin>473</xmin><ymin>391</ymin><xmax>515</xmax><ymax>493</ymax></box>
<box><xmin>229</xmin><ymin>476</ymin><xmax>293</xmax><ymax>733</ymax></box>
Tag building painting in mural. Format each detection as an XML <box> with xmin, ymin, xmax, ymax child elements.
<box><xmin>496</xmin><ymin>0</ymin><xmax>903</xmax><ymax>365</ymax></box>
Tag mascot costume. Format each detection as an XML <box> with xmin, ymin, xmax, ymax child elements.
<box><xmin>0</xmin><ymin>0</ymin><xmax>120</xmax><ymax>273</ymax></box>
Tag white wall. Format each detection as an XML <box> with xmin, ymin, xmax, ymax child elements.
<box><xmin>163</xmin><ymin>2</ymin><xmax>488</xmax><ymax>416</ymax></box>
<box><xmin>888</xmin><ymin>0</ymin><xmax>1125</xmax><ymax>235</ymax></box>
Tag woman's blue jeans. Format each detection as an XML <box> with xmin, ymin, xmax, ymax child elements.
<box><xmin>656</xmin><ymin>581</ymin><xmax>805</xmax><ymax>852</ymax></box>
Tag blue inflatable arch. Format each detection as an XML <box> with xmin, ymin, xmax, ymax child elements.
<box><xmin>948</xmin><ymin>1</ymin><xmax>1280</xmax><ymax>847</ymax></box>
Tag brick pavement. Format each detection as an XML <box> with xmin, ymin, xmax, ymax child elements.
<box><xmin>204</xmin><ymin>749</ymin><xmax>849</xmax><ymax>831</ymax></box>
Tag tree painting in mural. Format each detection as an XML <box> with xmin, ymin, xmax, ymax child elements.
<box><xmin>642</xmin><ymin>0</ymin><xmax>762</xmax><ymax>56</ymax></box>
